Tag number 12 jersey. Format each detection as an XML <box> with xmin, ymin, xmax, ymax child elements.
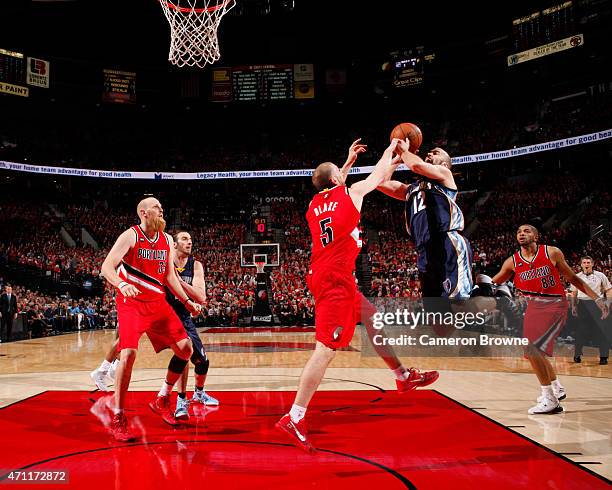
<box><xmin>405</xmin><ymin>179</ymin><xmax>465</xmax><ymax>247</ymax></box>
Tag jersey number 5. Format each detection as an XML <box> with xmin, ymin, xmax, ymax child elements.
<box><xmin>319</xmin><ymin>217</ymin><xmax>333</xmax><ymax>247</ymax></box>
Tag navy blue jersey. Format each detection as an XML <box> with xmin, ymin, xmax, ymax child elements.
<box><xmin>166</xmin><ymin>255</ymin><xmax>195</xmax><ymax>319</ymax></box>
<box><xmin>404</xmin><ymin>179</ymin><xmax>465</xmax><ymax>248</ymax></box>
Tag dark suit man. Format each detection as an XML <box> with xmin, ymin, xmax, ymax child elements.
<box><xmin>1</xmin><ymin>286</ymin><xmax>18</xmax><ymax>342</ymax></box>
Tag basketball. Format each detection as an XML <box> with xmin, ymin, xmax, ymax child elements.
<box><xmin>389</xmin><ymin>122</ymin><xmax>423</xmax><ymax>153</ymax></box>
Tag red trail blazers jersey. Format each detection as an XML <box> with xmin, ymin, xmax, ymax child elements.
<box><xmin>117</xmin><ymin>225</ymin><xmax>171</xmax><ymax>301</ymax></box>
<box><xmin>306</xmin><ymin>185</ymin><xmax>361</xmax><ymax>272</ymax></box>
<box><xmin>512</xmin><ymin>245</ymin><xmax>565</xmax><ymax>298</ymax></box>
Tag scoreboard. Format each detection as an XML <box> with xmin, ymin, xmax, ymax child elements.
<box><xmin>392</xmin><ymin>56</ymin><xmax>424</xmax><ymax>88</ymax></box>
<box><xmin>512</xmin><ymin>1</ymin><xmax>576</xmax><ymax>51</ymax></box>
<box><xmin>102</xmin><ymin>69</ymin><xmax>137</xmax><ymax>104</ymax></box>
<box><xmin>508</xmin><ymin>1</ymin><xmax>583</xmax><ymax>67</ymax></box>
<box><xmin>1</xmin><ymin>49</ymin><xmax>51</xmax><ymax>96</ymax></box>
<box><xmin>0</xmin><ymin>49</ymin><xmax>28</xmax><ymax>97</ymax></box>
<box><xmin>212</xmin><ymin>63</ymin><xmax>314</xmax><ymax>102</ymax></box>
<box><xmin>0</xmin><ymin>49</ymin><xmax>26</xmax><ymax>84</ymax></box>
<box><xmin>252</xmin><ymin>217</ymin><xmax>268</xmax><ymax>235</ymax></box>
<box><xmin>232</xmin><ymin>64</ymin><xmax>294</xmax><ymax>102</ymax></box>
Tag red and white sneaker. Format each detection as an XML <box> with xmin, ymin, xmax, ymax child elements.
<box><xmin>149</xmin><ymin>395</ymin><xmax>180</xmax><ymax>426</ymax></box>
<box><xmin>275</xmin><ymin>414</ymin><xmax>315</xmax><ymax>453</ymax></box>
<box><xmin>110</xmin><ymin>412</ymin><xmax>136</xmax><ymax>442</ymax></box>
<box><xmin>396</xmin><ymin>368</ymin><xmax>440</xmax><ymax>393</ymax></box>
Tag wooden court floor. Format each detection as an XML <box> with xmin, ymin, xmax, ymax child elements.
<box><xmin>0</xmin><ymin>327</ymin><xmax>611</xmax><ymax>482</ymax></box>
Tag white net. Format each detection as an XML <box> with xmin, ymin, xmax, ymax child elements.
<box><xmin>158</xmin><ymin>0</ymin><xmax>235</xmax><ymax>68</ymax></box>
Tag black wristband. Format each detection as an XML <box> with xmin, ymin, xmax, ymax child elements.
<box><xmin>182</xmin><ymin>297</ymin><xmax>192</xmax><ymax>306</ymax></box>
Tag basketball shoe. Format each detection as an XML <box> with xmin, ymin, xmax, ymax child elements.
<box><xmin>149</xmin><ymin>395</ymin><xmax>180</xmax><ymax>426</ymax></box>
<box><xmin>528</xmin><ymin>395</ymin><xmax>563</xmax><ymax>415</ymax></box>
<box><xmin>275</xmin><ymin>414</ymin><xmax>315</xmax><ymax>453</ymax></box>
<box><xmin>396</xmin><ymin>368</ymin><xmax>440</xmax><ymax>393</ymax></box>
<box><xmin>192</xmin><ymin>388</ymin><xmax>219</xmax><ymax>406</ymax></box>
<box><xmin>175</xmin><ymin>396</ymin><xmax>190</xmax><ymax>421</ymax></box>
<box><xmin>110</xmin><ymin>412</ymin><xmax>136</xmax><ymax>442</ymax></box>
<box><xmin>90</xmin><ymin>369</ymin><xmax>109</xmax><ymax>392</ymax></box>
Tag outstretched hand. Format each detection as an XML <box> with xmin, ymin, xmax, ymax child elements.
<box><xmin>384</xmin><ymin>138</ymin><xmax>402</xmax><ymax>157</ymax></box>
<box><xmin>395</xmin><ymin>138</ymin><xmax>411</xmax><ymax>156</ymax></box>
<box><xmin>347</xmin><ymin>138</ymin><xmax>367</xmax><ymax>164</ymax></box>
<box><xmin>384</xmin><ymin>139</ymin><xmax>403</xmax><ymax>165</ymax></box>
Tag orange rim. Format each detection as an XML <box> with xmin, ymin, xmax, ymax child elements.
<box><xmin>164</xmin><ymin>0</ymin><xmax>232</xmax><ymax>14</ymax></box>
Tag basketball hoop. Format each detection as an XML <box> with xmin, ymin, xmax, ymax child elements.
<box><xmin>158</xmin><ymin>0</ymin><xmax>235</xmax><ymax>68</ymax></box>
<box><xmin>254</xmin><ymin>260</ymin><xmax>266</xmax><ymax>274</ymax></box>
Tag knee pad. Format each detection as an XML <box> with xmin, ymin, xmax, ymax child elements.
<box><xmin>168</xmin><ymin>354</ymin><xmax>189</xmax><ymax>375</ymax></box>
<box><xmin>194</xmin><ymin>357</ymin><xmax>209</xmax><ymax>376</ymax></box>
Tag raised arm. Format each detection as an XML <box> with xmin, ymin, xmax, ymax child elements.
<box><xmin>100</xmin><ymin>229</ymin><xmax>140</xmax><ymax>297</ymax></box>
<box><xmin>349</xmin><ymin>139</ymin><xmax>402</xmax><ymax>211</ymax></box>
<box><xmin>377</xmin><ymin>180</ymin><xmax>408</xmax><ymax>201</ymax></box>
<box><xmin>396</xmin><ymin>139</ymin><xmax>454</xmax><ymax>184</ymax></box>
<box><xmin>549</xmin><ymin>246</ymin><xmax>608</xmax><ymax>318</ymax></box>
<box><xmin>340</xmin><ymin>138</ymin><xmax>367</xmax><ymax>181</ymax></box>
<box><xmin>491</xmin><ymin>257</ymin><xmax>515</xmax><ymax>285</ymax></box>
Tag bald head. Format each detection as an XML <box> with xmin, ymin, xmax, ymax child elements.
<box><xmin>136</xmin><ymin>197</ymin><xmax>166</xmax><ymax>232</ymax></box>
<box><xmin>137</xmin><ymin>197</ymin><xmax>159</xmax><ymax>216</ymax></box>
<box><xmin>312</xmin><ymin>162</ymin><xmax>340</xmax><ymax>191</ymax></box>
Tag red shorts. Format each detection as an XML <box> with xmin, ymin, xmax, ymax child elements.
<box><xmin>308</xmin><ymin>269</ymin><xmax>377</xmax><ymax>349</ymax></box>
<box><xmin>116</xmin><ymin>295</ymin><xmax>188</xmax><ymax>353</ymax></box>
<box><xmin>523</xmin><ymin>297</ymin><xmax>568</xmax><ymax>357</ymax></box>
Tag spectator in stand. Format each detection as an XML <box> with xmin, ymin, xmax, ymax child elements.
<box><xmin>27</xmin><ymin>304</ymin><xmax>51</xmax><ymax>338</ymax></box>
<box><xmin>68</xmin><ymin>300</ymin><xmax>83</xmax><ymax>330</ymax></box>
<box><xmin>84</xmin><ymin>302</ymin><xmax>98</xmax><ymax>329</ymax></box>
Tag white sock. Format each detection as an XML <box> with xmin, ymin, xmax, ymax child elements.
<box><xmin>111</xmin><ymin>359</ymin><xmax>119</xmax><ymax>367</ymax></box>
<box><xmin>541</xmin><ymin>385</ymin><xmax>554</xmax><ymax>398</ymax></box>
<box><xmin>159</xmin><ymin>381</ymin><xmax>172</xmax><ymax>397</ymax></box>
<box><xmin>289</xmin><ymin>404</ymin><xmax>306</xmax><ymax>423</ymax></box>
<box><xmin>99</xmin><ymin>360</ymin><xmax>112</xmax><ymax>372</ymax></box>
<box><xmin>393</xmin><ymin>365</ymin><xmax>410</xmax><ymax>381</ymax></box>
<box><xmin>551</xmin><ymin>379</ymin><xmax>562</xmax><ymax>391</ymax></box>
